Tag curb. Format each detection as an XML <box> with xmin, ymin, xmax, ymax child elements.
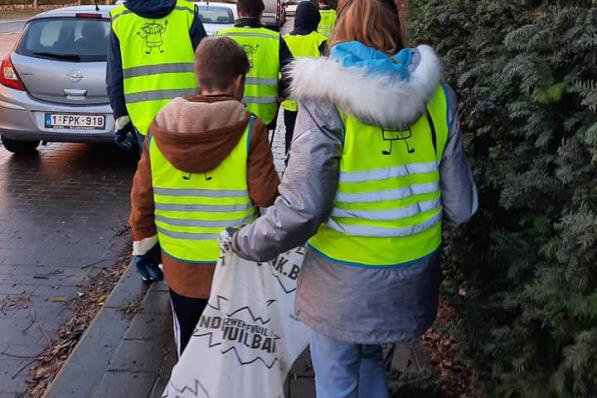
<box><xmin>44</xmin><ymin>261</ymin><xmax>149</xmax><ymax>398</ymax></box>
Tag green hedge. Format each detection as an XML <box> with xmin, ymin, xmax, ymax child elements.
<box><xmin>409</xmin><ymin>0</ymin><xmax>596</xmax><ymax>396</ymax></box>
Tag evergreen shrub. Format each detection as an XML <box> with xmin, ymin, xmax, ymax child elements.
<box><xmin>409</xmin><ymin>0</ymin><xmax>597</xmax><ymax>396</ymax></box>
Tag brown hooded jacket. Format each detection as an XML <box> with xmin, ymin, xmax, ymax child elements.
<box><xmin>129</xmin><ymin>95</ymin><xmax>279</xmax><ymax>298</ymax></box>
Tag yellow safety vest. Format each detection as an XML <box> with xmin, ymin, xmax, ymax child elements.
<box><xmin>111</xmin><ymin>0</ymin><xmax>198</xmax><ymax>135</ymax></box>
<box><xmin>308</xmin><ymin>85</ymin><xmax>450</xmax><ymax>267</ymax></box>
<box><xmin>318</xmin><ymin>9</ymin><xmax>337</xmax><ymax>39</ymax></box>
<box><xmin>281</xmin><ymin>31</ymin><xmax>327</xmax><ymax>112</ymax></box>
<box><xmin>149</xmin><ymin>117</ymin><xmax>257</xmax><ymax>263</ymax></box>
<box><xmin>217</xmin><ymin>27</ymin><xmax>280</xmax><ymax>125</ymax></box>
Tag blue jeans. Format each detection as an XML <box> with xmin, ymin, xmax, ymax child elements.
<box><xmin>310</xmin><ymin>330</ymin><xmax>389</xmax><ymax>398</ymax></box>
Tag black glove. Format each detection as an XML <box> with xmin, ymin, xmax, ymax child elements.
<box><xmin>114</xmin><ymin>121</ymin><xmax>138</xmax><ymax>152</ymax></box>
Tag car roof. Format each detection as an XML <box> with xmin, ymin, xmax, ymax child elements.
<box><xmin>195</xmin><ymin>1</ymin><xmax>236</xmax><ymax>9</ymax></box>
<box><xmin>28</xmin><ymin>5</ymin><xmax>114</xmax><ymax>21</ymax></box>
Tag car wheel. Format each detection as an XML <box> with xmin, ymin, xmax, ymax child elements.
<box><xmin>1</xmin><ymin>135</ymin><xmax>40</xmax><ymax>153</ymax></box>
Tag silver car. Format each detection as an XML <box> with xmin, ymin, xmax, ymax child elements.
<box><xmin>0</xmin><ymin>5</ymin><xmax>115</xmax><ymax>153</ymax></box>
<box><xmin>195</xmin><ymin>2</ymin><xmax>237</xmax><ymax>36</ymax></box>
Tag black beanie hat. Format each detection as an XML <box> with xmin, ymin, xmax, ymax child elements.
<box><xmin>293</xmin><ymin>1</ymin><xmax>321</xmax><ymax>34</ymax></box>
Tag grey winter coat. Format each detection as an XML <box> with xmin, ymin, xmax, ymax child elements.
<box><xmin>231</xmin><ymin>45</ymin><xmax>478</xmax><ymax>344</ymax></box>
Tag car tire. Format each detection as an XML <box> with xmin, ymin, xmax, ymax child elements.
<box><xmin>1</xmin><ymin>135</ymin><xmax>40</xmax><ymax>153</ymax></box>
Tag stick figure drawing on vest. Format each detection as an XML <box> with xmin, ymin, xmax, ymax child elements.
<box><xmin>138</xmin><ymin>20</ymin><xmax>169</xmax><ymax>54</ymax></box>
<box><xmin>381</xmin><ymin>127</ymin><xmax>415</xmax><ymax>155</ymax></box>
<box><xmin>242</xmin><ymin>44</ymin><xmax>259</xmax><ymax>68</ymax></box>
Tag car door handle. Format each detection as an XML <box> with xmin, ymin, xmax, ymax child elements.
<box><xmin>63</xmin><ymin>89</ymin><xmax>87</xmax><ymax>96</ymax></box>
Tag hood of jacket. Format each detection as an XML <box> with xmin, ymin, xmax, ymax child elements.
<box><xmin>150</xmin><ymin>96</ymin><xmax>251</xmax><ymax>173</ymax></box>
<box><xmin>292</xmin><ymin>2</ymin><xmax>320</xmax><ymax>35</ymax></box>
<box><xmin>123</xmin><ymin>0</ymin><xmax>177</xmax><ymax>18</ymax></box>
<box><xmin>289</xmin><ymin>41</ymin><xmax>443</xmax><ymax>130</ymax></box>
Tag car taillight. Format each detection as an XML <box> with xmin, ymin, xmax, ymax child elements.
<box><xmin>0</xmin><ymin>55</ymin><xmax>26</xmax><ymax>91</ymax></box>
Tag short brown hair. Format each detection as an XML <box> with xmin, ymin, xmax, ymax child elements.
<box><xmin>237</xmin><ymin>0</ymin><xmax>265</xmax><ymax>17</ymax></box>
<box><xmin>195</xmin><ymin>37</ymin><xmax>250</xmax><ymax>91</ymax></box>
<box><xmin>331</xmin><ymin>0</ymin><xmax>403</xmax><ymax>55</ymax></box>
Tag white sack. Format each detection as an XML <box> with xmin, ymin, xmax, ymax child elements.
<box><xmin>163</xmin><ymin>247</ymin><xmax>310</xmax><ymax>398</ymax></box>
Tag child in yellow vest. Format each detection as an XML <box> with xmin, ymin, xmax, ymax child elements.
<box><xmin>281</xmin><ymin>1</ymin><xmax>328</xmax><ymax>154</ymax></box>
<box><xmin>129</xmin><ymin>37</ymin><xmax>279</xmax><ymax>355</ymax></box>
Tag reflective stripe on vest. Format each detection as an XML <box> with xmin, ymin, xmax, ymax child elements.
<box><xmin>217</xmin><ymin>27</ymin><xmax>280</xmax><ymax>125</ymax></box>
<box><xmin>318</xmin><ymin>9</ymin><xmax>337</xmax><ymax>39</ymax></box>
<box><xmin>308</xmin><ymin>85</ymin><xmax>450</xmax><ymax>267</ymax></box>
<box><xmin>149</xmin><ymin>117</ymin><xmax>257</xmax><ymax>263</ymax></box>
<box><xmin>281</xmin><ymin>31</ymin><xmax>327</xmax><ymax>112</ymax></box>
<box><xmin>111</xmin><ymin>0</ymin><xmax>198</xmax><ymax>135</ymax></box>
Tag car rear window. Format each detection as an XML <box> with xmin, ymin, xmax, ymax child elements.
<box><xmin>17</xmin><ymin>17</ymin><xmax>110</xmax><ymax>62</ymax></box>
<box><xmin>197</xmin><ymin>6</ymin><xmax>234</xmax><ymax>24</ymax></box>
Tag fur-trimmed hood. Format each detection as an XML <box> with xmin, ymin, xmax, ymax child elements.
<box><xmin>289</xmin><ymin>42</ymin><xmax>443</xmax><ymax>130</ymax></box>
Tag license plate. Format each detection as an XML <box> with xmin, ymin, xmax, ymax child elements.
<box><xmin>44</xmin><ymin>113</ymin><xmax>106</xmax><ymax>130</ymax></box>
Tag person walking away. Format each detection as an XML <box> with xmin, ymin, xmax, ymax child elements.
<box><xmin>222</xmin><ymin>0</ymin><xmax>478</xmax><ymax>396</ymax></box>
<box><xmin>217</xmin><ymin>0</ymin><xmax>293</xmax><ymax>131</ymax></box>
<box><xmin>129</xmin><ymin>37</ymin><xmax>279</xmax><ymax>355</ymax></box>
<box><xmin>107</xmin><ymin>0</ymin><xmax>207</xmax><ymax>154</ymax></box>
<box><xmin>317</xmin><ymin>0</ymin><xmax>336</xmax><ymax>39</ymax></box>
<box><xmin>280</xmin><ymin>1</ymin><xmax>327</xmax><ymax>154</ymax></box>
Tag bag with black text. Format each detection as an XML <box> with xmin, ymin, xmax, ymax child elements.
<box><xmin>163</xmin><ymin>248</ymin><xmax>309</xmax><ymax>398</ymax></box>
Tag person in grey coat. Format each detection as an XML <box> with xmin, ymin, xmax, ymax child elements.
<box><xmin>222</xmin><ymin>0</ymin><xmax>478</xmax><ymax>396</ymax></box>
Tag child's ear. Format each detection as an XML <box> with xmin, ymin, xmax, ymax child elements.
<box><xmin>233</xmin><ymin>74</ymin><xmax>246</xmax><ymax>100</ymax></box>
<box><xmin>236</xmin><ymin>74</ymin><xmax>245</xmax><ymax>88</ymax></box>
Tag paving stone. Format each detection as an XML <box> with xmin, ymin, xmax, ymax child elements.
<box><xmin>103</xmin><ymin>263</ymin><xmax>148</xmax><ymax>310</ymax></box>
<box><xmin>93</xmin><ymin>371</ymin><xmax>155</xmax><ymax>398</ymax></box>
<box><xmin>123</xmin><ymin>313</ymin><xmax>171</xmax><ymax>341</ymax></box>
<box><xmin>0</xmin><ymin>318</ymin><xmax>42</xmax><ymax>344</ymax></box>
<box><xmin>148</xmin><ymin>373</ymin><xmax>170</xmax><ymax>398</ymax></box>
<box><xmin>108</xmin><ymin>339</ymin><xmax>169</xmax><ymax>373</ymax></box>
<box><xmin>0</xmin><ymin>359</ymin><xmax>35</xmax><ymax>392</ymax></box>
<box><xmin>138</xmin><ymin>287</ymin><xmax>171</xmax><ymax>316</ymax></box>
<box><xmin>1</xmin><ymin>343</ymin><xmax>46</xmax><ymax>359</ymax></box>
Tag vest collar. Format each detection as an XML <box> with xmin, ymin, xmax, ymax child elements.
<box><xmin>234</xmin><ymin>18</ymin><xmax>263</xmax><ymax>28</ymax></box>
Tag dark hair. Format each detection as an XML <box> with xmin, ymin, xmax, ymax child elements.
<box><xmin>318</xmin><ymin>0</ymin><xmax>330</xmax><ymax>5</ymax></box>
<box><xmin>195</xmin><ymin>37</ymin><xmax>250</xmax><ymax>91</ymax></box>
<box><xmin>237</xmin><ymin>0</ymin><xmax>265</xmax><ymax>17</ymax></box>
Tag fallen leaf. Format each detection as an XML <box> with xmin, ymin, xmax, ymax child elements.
<box><xmin>51</xmin><ymin>296</ymin><xmax>66</xmax><ymax>303</ymax></box>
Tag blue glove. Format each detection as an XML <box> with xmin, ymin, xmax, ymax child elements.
<box><xmin>114</xmin><ymin>121</ymin><xmax>138</xmax><ymax>152</ymax></box>
<box><xmin>133</xmin><ymin>243</ymin><xmax>163</xmax><ymax>282</ymax></box>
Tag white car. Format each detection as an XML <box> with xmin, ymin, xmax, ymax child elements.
<box><xmin>194</xmin><ymin>2</ymin><xmax>237</xmax><ymax>36</ymax></box>
<box><xmin>284</xmin><ymin>0</ymin><xmax>298</xmax><ymax>16</ymax></box>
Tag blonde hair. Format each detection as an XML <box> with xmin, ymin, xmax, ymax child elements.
<box><xmin>330</xmin><ymin>0</ymin><xmax>403</xmax><ymax>55</ymax></box>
